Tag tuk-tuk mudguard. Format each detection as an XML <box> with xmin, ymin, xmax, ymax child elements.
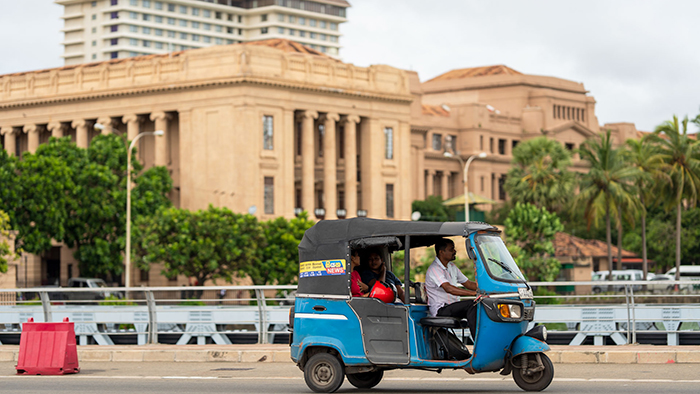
<box><xmin>510</xmin><ymin>335</ymin><xmax>550</xmax><ymax>357</ymax></box>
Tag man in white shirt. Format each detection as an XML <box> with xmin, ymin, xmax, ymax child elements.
<box><xmin>425</xmin><ymin>238</ymin><xmax>478</xmax><ymax>337</ymax></box>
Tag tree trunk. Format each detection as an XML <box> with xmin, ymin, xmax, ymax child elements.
<box><xmin>606</xmin><ymin>204</ymin><xmax>613</xmax><ymax>281</ymax></box>
<box><xmin>617</xmin><ymin>207</ymin><xmax>623</xmax><ymax>271</ymax></box>
<box><xmin>641</xmin><ymin>191</ymin><xmax>648</xmax><ymax>280</ymax></box>
<box><xmin>675</xmin><ymin>201</ymin><xmax>682</xmax><ymax>281</ymax></box>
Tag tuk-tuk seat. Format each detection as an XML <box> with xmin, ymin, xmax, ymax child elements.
<box><xmin>419</xmin><ymin>316</ymin><xmax>468</xmax><ymax>329</ymax></box>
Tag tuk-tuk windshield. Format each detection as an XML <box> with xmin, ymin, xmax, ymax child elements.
<box><xmin>476</xmin><ymin>234</ymin><xmax>526</xmax><ymax>283</ymax></box>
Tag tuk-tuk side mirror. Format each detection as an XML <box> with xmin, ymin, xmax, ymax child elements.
<box><xmin>467</xmin><ymin>245</ymin><xmax>476</xmax><ymax>261</ymax></box>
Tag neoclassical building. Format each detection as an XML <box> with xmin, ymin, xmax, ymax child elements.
<box><xmin>0</xmin><ymin>40</ymin><xmax>642</xmax><ymax>287</ymax></box>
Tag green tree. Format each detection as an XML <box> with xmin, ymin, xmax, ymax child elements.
<box><xmin>623</xmin><ymin>136</ymin><xmax>666</xmax><ymax>279</ymax></box>
<box><xmin>133</xmin><ymin>205</ymin><xmax>263</xmax><ymax>292</ymax></box>
<box><xmin>0</xmin><ymin>150</ymin><xmax>20</xmax><ymax>226</ymax></box>
<box><xmin>0</xmin><ymin>210</ymin><xmax>16</xmax><ymax>273</ymax></box>
<box><xmin>504</xmin><ymin>137</ymin><xmax>575</xmax><ymax>213</ymax></box>
<box><xmin>250</xmin><ymin>212</ymin><xmax>315</xmax><ymax>285</ymax></box>
<box><xmin>574</xmin><ymin>130</ymin><xmax>640</xmax><ymax>280</ymax></box>
<box><xmin>649</xmin><ymin>115</ymin><xmax>700</xmax><ymax>281</ymax></box>
<box><xmin>504</xmin><ymin>202</ymin><xmax>563</xmax><ymax>282</ymax></box>
<box><xmin>411</xmin><ymin>195</ymin><xmax>455</xmax><ymax>222</ymax></box>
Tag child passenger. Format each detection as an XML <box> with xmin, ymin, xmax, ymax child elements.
<box><xmin>350</xmin><ymin>249</ymin><xmax>369</xmax><ymax>297</ymax></box>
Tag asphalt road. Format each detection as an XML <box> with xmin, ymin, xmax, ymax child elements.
<box><xmin>1</xmin><ymin>362</ymin><xmax>699</xmax><ymax>393</ymax></box>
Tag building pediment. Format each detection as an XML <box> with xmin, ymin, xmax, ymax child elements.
<box><xmin>545</xmin><ymin>121</ymin><xmax>596</xmax><ymax>138</ymax></box>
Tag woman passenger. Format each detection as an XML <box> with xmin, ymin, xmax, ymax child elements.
<box><xmin>350</xmin><ymin>249</ymin><xmax>369</xmax><ymax>297</ymax></box>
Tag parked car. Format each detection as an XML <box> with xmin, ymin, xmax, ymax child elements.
<box><xmin>646</xmin><ymin>274</ymin><xmax>675</xmax><ymax>293</ymax></box>
<box><xmin>65</xmin><ymin>278</ymin><xmax>123</xmax><ymax>301</ymax></box>
<box><xmin>591</xmin><ymin>270</ymin><xmax>644</xmax><ymax>293</ymax></box>
<box><xmin>664</xmin><ymin>266</ymin><xmax>700</xmax><ymax>293</ymax></box>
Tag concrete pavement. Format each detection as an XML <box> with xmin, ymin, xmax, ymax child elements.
<box><xmin>1</xmin><ymin>344</ymin><xmax>700</xmax><ymax>364</ymax></box>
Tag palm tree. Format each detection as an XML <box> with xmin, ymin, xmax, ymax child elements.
<box><xmin>648</xmin><ymin>116</ymin><xmax>700</xmax><ymax>280</ymax></box>
<box><xmin>623</xmin><ymin>137</ymin><xmax>666</xmax><ymax>279</ymax></box>
<box><xmin>574</xmin><ymin>130</ymin><xmax>641</xmax><ymax>279</ymax></box>
<box><xmin>504</xmin><ymin>136</ymin><xmax>575</xmax><ymax>213</ymax></box>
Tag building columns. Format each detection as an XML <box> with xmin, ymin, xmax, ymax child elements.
<box><xmin>322</xmin><ymin>113</ymin><xmax>340</xmax><ymax>220</ymax></box>
<box><xmin>96</xmin><ymin>116</ymin><xmax>117</xmax><ymax>135</ymax></box>
<box><xmin>342</xmin><ymin>115</ymin><xmax>360</xmax><ymax>218</ymax></box>
<box><xmin>1</xmin><ymin>127</ymin><xmax>16</xmax><ymax>156</ymax></box>
<box><xmin>72</xmin><ymin>119</ymin><xmax>89</xmax><ymax>148</ymax></box>
<box><xmin>426</xmin><ymin>170</ymin><xmax>435</xmax><ymax>197</ymax></box>
<box><xmin>24</xmin><ymin>124</ymin><xmax>39</xmax><ymax>154</ymax></box>
<box><xmin>47</xmin><ymin>121</ymin><xmax>65</xmax><ymax>138</ymax></box>
<box><xmin>122</xmin><ymin>114</ymin><xmax>141</xmax><ymax>141</ymax></box>
<box><xmin>440</xmin><ymin>171</ymin><xmax>449</xmax><ymax>199</ymax></box>
<box><xmin>300</xmin><ymin>110</ymin><xmax>318</xmax><ymax>214</ymax></box>
<box><xmin>150</xmin><ymin>111</ymin><xmax>170</xmax><ymax>166</ymax></box>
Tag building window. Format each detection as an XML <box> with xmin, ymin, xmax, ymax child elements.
<box><xmin>142</xmin><ymin>40</ymin><xmax>151</xmax><ymax>47</ymax></box>
<box><xmin>480</xmin><ymin>176</ymin><xmax>485</xmax><ymax>192</ymax></box>
<box><xmin>110</xmin><ymin>38</ymin><xmax>118</xmax><ymax>45</ymax></box>
<box><xmin>277</xmin><ymin>13</ymin><xmax>285</xmax><ymax>22</ymax></box>
<box><xmin>155</xmin><ymin>41</ymin><xmax>163</xmax><ymax>49</ymax></box>
<box><xmin>179</xmin><ymin>19</ymin><xmax>187</xmax><ymax>27</ymax></box>
<box><xmin>384</xmin><ymin>127</ymin><xmax>394</xmax><ymax>159</ymax></box>
<box><xmin>299</xmin><ymin>30</ymin><xmax>306</xmax><ymax>37</ymax></box>
<box><xmin>143</xmin><ymin>27</ymin><xmax>151</xmax><ymax>34</ymax></box>
<box><xmin>299</xmin><ymin>17</ymin><xmax>306</xmax><ymax>25</ymax></box>
<box><xmin>167</xmin><ymin>30</ymin><xmax>175</xmax><ymax>37</ymax></box>
<box><xmin>261</xmin><ymin>27</ymin><xmax>268</xmax><ymax>34</ymax></box>
<box><xmin>203</xmin><ymin>23</ymin><xmax>211</xmax><ymax>30</ymax></box>
<box><xmin>330</xmin><ymin>35</ymin><xmax>337</xmax><ymax>42</ymax></box>
<box><xmin>498</xmin><ymin>176</ymin><xmax>507</xmax><ymax>200</ymax></box>
<box><xmin>489</xmin><ymin>137</ymin><xmax>494</xmax><ymax>153</ymax></box>
<box><xmin>289</xmin><ymin>29</ymin><xmax>295</xmax><ymax>36</ymax></box>
<box><xmin>154</xmin><ymin>1</ymin><xmax>162</xmax><ymax>10</ymax></box>
<box><xmin>512</xmin><ymin>140</ymin><xmax>519</xmax><ymax>150</ymax></box>
<box><xmin>203</xmin><ymin>9</ymin><xmax>211</xmax><ymax>18</ymax></box>
<box><xmin>317</xmin><ymin>124</ymin><xmax>325</xmax><ymax>157</ymax></box>
<box><xmin>92</xmin><ymin>40</ymin><xmax>97</xmax><ymax>46</ymax></box>
<box><xmin>565</xmin><ymin>143</ymin><xmax>575</xmax><ymax>151</ymax></box>
<box><xmin>143</xmin><ymin>0</ymin><xmax>151</xmax><ymax>8</ymax></box>
<box><xmin>111</xmin><ymin>51</ymin><xmax>118</xmax><ymax>59</ymax></box>
<box><xmin>498</xmin><ymin>139</ymin><xmax>506</xmax><ymax>155</ymax></box>
<box><xmin>142</xmin><ymin>13</ymin><xmax>151</xmax><ymax>21</ymax></box>
<box><xmin>180</xmin><ymin>32</ymin><xmax>187</xmax><ymax>39</ymax></box>
<box><xmin>110</xmin><ymin>25</ymin><xmax>118</xmax><ymax>32</ymax></box>
<box><xmin>310</xmin><ymin>32</ymin><xmax>316</xmax><ymax>39</ymax></box>
<box><xmin>238</xmin><ymin>15</ymin><xmax>242</xmax><ymax>23</ymax></box>
<box><xmin>179</xmin><ymin>5</ymin><xmax>187</xmax><ymax>14</ymax></box>
<box><xmin>111</xmin><ymin>0</ymin><xmax>119</xmax><ymax>5</ymax></box>
<box><xmin>192</xmin><ymin>7</ymin><xmax>199</xmax><ymax>16</ymax></box>
<box><xmin>330</xmin><ymin>22</ymin><xmax>337</xmax><ymax>30</ymax></box>
<box><xmin>130</xmin><ymin>38</ymin><xmax>138</xmax><ymax>45</ymax></box>
<box><xmin>155</xmin><ymin>28</ymin><xmax>163</xmax><ymax>36</ymax></box>
<box><xmin>321</xmin><ymin>21</ymin><xmax>327</xmax><ymax>29</ymax></box>
<box><xmin>277</xmin><ymin>27</ymin><xmax>284</xmax><ymax>34</ymax></box>
<box><xmin>129</xmin><ymin>11</ymin><xmax>137</xmax><ymax>19</ymax></box>
<box><xmin>261</xmin><ymin>14</ymin><xmax>268</xmax><ymax>22</ymax></box>
<box><xmin>130</xmin><ymin>0</ymin><xmax>137</xmax><ymax>5</ymax></box>
<box><xmin>155</xmin><ymin>15</ymin><xmax>162</xmax><ymax>23</ymax></box>
<box><xmin>139</xmin><ymin>268</ymin><xmax>149</xmax><ymax>282</ymax></box>
<box><xmin>192</xmin><ymin>34</ymin><xmax>200</xmax><ymax>41</ymax></box>
<box><xmin>215</xmin><ymin>37</ymin><xmax>222</xmax><ymax>44</ymax></box>
<box><xmin>264</xmin><ymin>177</ymin><xmax>274</xmax><ymax>214</ymax></box>
<box><xmin>167</xmin><ymin>17</ymin><xmax>175</xmax><ymax>24</ymax></box>
<box><xmin>203</xmin><ymin>36</ymin><xmax>211</xmax><ymax>43</ymax></box>
<box><xmin>479</xmin><ymin>135</ymin><xmax>483</xmax><ymax>150</ymax></box>
<box><xmin>289</xmin><ymin>15</ymin><xmax>295</xmax><ymax>23</ymax></box>
<box><xmin>111</xmin><ymin>11</ymin><xmax>119</xmax><ymax>19</ymax></box>
<box><xmin>92</xmin><ymin>54</ymin><xmax>97</xmax><ymax>60</ymax></box>
<box><xmin>445</xmin><ymin>135</ymin><xmax>456</xmax><ymax>153</ymax></box>
<box><xmin>432</xmin><ymin>133</ymin><xmax>442</xmax><ymax>151</ymax></box>
<box><xmin>309</xmin><ymin>19</ymin><xmax>316</xmax><ymax>27</ymax></box>
<box><xmin>215</xmin><ymin>11</ymin><xmax>222</xmax><ymax>19</ymax></box>
<box><xmin>386</xmin><ymin>184</ymin><xmax>395</xmax><ymax>218</ymax></box>
<box><xmin>215</xmin><ymin>25</ymin><xmax>222</xmax><ymax>32</ymax></box>
<box><xmin>192</xmin><ymin>21</ymin><xmax>200</xmax><ymax>28</ymax></box>
<box><xmin>92</xmin><ymin>14</ymin><xmax>97</xmax><ymax>20</ymax></box>
<box><xmin>227</xmin><ymin>27</ymin><xmax>234</xmax><ymax>34</ymax></box>
<box><xmin>129</xmin><ymin>24</ymin><xmax>137</xmax><ymax>32</ymax></box>
<box><xmin>167</xmin><ymin>3</ymin><xmax>175</xmax><ymax>12</ymax></box>
<box><xmin>320</xmin><ymin>34</ymin><xmax>326</xmax><ymax>40</ymax></box>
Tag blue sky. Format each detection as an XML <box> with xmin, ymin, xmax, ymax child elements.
<box><xmin>1</xmin><ymin>0</ymin><xmax>698</xmax><ymax>132</ymax></box>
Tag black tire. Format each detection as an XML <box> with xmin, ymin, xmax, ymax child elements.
<box><xmin>303</xmin><ymin>353</ymin><xmax>345</xmax><ymax>393</ymax></box>
<box><xmin>346</xmin><ymin>370</ymin><xmax>383</xmax><ymax>389</ymax></box>
<box><xmin>512</xmin><ymin>353</ymin><xmax>554</xmax><ymax>392</ymax></box>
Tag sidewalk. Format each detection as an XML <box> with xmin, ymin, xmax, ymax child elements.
<box><xmin>1</xmin><ymin>344</ymin><xmax>700</xmax><ymax>364</ymax></box>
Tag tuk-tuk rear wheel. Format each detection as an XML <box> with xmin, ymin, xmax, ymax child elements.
<box><xmin>512</xmin><ymin>353</ymin><xmax>554</xmax><ymax>392</ymax></box>
<box><xmin>346</xmin><ymin>370</ymin><xmax>383</xmax><ymax>389</ymax></box>
<box><xmin>304</xmin><ymin>353</ymin><xmax>345</xmax><ymax>393</ymax></box>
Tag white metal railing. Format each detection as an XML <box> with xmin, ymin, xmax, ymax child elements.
<box><xmin>0</xmin><ymin>281</ymin><xmax>698</xmax><ymax>346</ymax></box>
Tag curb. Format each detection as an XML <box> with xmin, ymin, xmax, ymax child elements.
<box><xmin>1</xmin><ymin>345</ymin><xmax>699</xmax><ymax>364</ymax></box>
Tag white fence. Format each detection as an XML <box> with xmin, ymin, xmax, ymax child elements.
<box><xmin>0</xmin><ymin>282</ymin><xmax>698</xmax><ymax>346</ymax></box>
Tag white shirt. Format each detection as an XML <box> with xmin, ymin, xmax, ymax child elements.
<box><xmin>425</xmin><ymin>257</ymin><xmax>468</xmax><ymax>317</ymax></box>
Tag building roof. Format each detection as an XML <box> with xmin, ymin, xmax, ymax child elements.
<box><xmin>554</xmin><ymin>232</ymin><xmax>637</xmax><ymax>258</ymax></box>
<box><xmin>316</xmin><ymin>0</ymin><xmax>351</xmax><ymax>6</ymax></box>
<box><xmin>426</xmin><ymin>65</ymin><xmax>523</xmax><ymax>82</ymax></box>
<box><xmin>421</xmin><ymin>104</ymin><xmax>451</xmax><ymax>117</ymax></box>
<box><xmin>243</xmin><ymin>39</ymin><xmax>340</xmax><ymax>61</ymax></box>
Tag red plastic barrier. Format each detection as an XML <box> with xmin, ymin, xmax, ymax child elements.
<box><xmin>16</xmin><ymin>317</ymin><xmax>80</xmax><ymax>375</ymax></box>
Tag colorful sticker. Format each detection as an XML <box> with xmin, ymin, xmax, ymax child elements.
<box><xmin>300</xmin><ymin>259</ymin><xmax>346</xmax><ymax>278</ymax></box>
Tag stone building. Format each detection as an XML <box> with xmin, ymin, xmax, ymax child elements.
<box><xmin>0</xmin><ymin>41</ymin><xmax>644</xmax><ymax>287</ymax></box>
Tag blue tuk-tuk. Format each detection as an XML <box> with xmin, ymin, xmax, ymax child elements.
<box><xmin>289</xmin><ymin>219</ymin><xmax>553</xmax><ymax>392</ymax></box>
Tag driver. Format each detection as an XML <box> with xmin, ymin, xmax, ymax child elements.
<box><xmin>425</xmin><ymin>238</ymin><xmax>478</xmax><ymax>337</ymax></box>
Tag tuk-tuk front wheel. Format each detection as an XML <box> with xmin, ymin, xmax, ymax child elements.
<box><xmin>304</xmin><ymin>353</ymin><xmax>345</xmax><ymax>393</ymax></box>
<box><xmin>346</xmin><ymin>370</ymin><xmax>383</xmax><ymax>389</ymax></box>
<box><xmin>512</xmin><ymin>353</ymin><xmax>554</xmax><ymax>392</ymax></box>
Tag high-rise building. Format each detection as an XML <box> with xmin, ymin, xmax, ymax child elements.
<box><xmin>56</xmin><ymin>0</ymin><xmax>349</xmax><ymax>65</ymax></box>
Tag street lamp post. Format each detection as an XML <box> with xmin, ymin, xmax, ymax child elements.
<box><xmin>125</xmin><ymin>130</ymin><xmax>163</xmax><ymax>291</ymax></box>
<box><xmin>444</xmin><ymin>151</ymin><xmax>487</xmax><ymax>222</ymax></box>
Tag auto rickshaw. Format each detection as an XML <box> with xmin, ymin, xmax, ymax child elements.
<box><xmin>289</xmin><ymin>218</ymin><xmax>553</xmax><ymax>392</ymax></box>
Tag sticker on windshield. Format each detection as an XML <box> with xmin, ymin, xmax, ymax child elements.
<box><xmin>300</xmin><ymin>260</ymin><xmax>346</xmax><ymax>278</ymax></box>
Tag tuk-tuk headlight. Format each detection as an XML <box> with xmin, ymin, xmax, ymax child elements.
<box><xmin>498</xmin><ymin>303</ymin><xmax>521</xmax><ymax>319</ymax></box>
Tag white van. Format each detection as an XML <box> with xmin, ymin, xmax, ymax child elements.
<box><xmin>591</xmin><ymin>270</ymin><xmax>644</xmax><ymax>293</ymax></box>
<box><xmin>664</xmin><ymin>266</ymin><xmax>700</xmax><ymax>292</ymax></box>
